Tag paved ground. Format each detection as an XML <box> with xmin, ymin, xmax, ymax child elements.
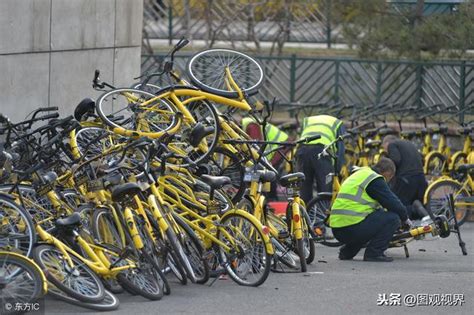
<box><xmin>45</xmin><ymin>223</ymin><xmax>473</xmax><ymax>315</ymax></box>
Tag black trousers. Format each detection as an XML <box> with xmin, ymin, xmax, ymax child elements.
<box><xmin>391</xmin><ymin>173</ymin><xmax>428</xmax><ymax>219</ymax></box>
<box><xmin>332</xmin><ymin>210</ymin><xmax>401</xmax><ymax>258</ymax></box>
<box><xmin>296</xmin><ymin>144</ymin><xmax>334</xmax><ymax>204</ymax></box>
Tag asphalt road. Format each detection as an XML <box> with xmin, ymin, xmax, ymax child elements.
<box><xmin>45</xmin><ymin>223</ymin><xmax>473</xmax><ymax>315</ymax></box>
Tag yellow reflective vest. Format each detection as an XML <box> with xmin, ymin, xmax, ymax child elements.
<box><xmin>300</xmin><ymin>115</ymin><xmax>342</xmax><ymax>146</ymax></box>
<box><xmin>329</xmin><ymin>167</ymin><xmax>383</xmax><ymax>228</ymax></box>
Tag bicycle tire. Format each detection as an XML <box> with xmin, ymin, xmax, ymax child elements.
<box><xmin>271</xmin><ymin>237</ymin><xmax>299</xmax><ymax>270</ymax></box>
<box><xmin>186</xmin><ymin>49</ymin><xmax>264</xmax><ymax>98</ymax></box>
<box><xmin>165</xmin><ymin>223</ymin><xmax>197</xmax><ymax>283</ymax></box>
<box><xmin>425</xmin><ymin>180</ymin><xmax>470</xmax><ymax>225</ymax></box>
<box><xmin>98</xmin><ymin>203</ymin><xmax>166</xmax><ymax>300</ymax></box>
<box><xmin>0</xmin><ymin>195</ymin><xmax>36</xmax><ymax>257</ymax></box>
<box><xmin>143</xmin><ymin>203</ymin><xmax>188</xmax><ymax>285</ymax></box>
<box><xmin>32</xmin><ymin>244</ymin><xmax>105</xmax><ymax>303</ymax></box>
<box><xmin>301</xmin><ymin>206</ymin><xmax>316</xmax><ymax>265</ymax></box>
<box><xmin>172</xmin><ymin>212</ymin><xmax>210</xmax><ymax>284</ymax></box>
<box><xmin>217</xmin><ymin>213</ymin><xmax>272</xmax><ymax>286</ymax></box>
<box><xmin>48</xmin><ymin>285</ymin><xmax>119</xmax><ymax>311</ymax></box>
<box><xmin>0</xmin><ymin>252</ymin><xmax>46</xmax><ymax>311</ymax></box>
<box><xmin>296</xmin><ymin>238</ymin><xmax>307</xmax><ymax>272</ymax></box>
<box><xmin>307</xmin><ymin>195</ymin><xmax>341</xmax><ymax>247</ymax></box>
<box><xmin>95</xmin><ymin>88</ymin><xmax>178</xmax><ymax>137</ymax></box>
<box><xmin>116</xmin><ymin>251</ymin><xmax>164</xmax><ymax>301</ymax></box>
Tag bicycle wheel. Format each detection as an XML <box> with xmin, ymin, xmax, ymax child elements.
<box><xmin>164</xmin><ymin>222</ymin><xmax>197</xmax><ymax>283</ymax></box>
<box><xmin>186</xmin><ymin>49</ymin><xmax>264</xmax><ymax>98</ymax></box>
<box><xmin>48</xmin><ymin>284</ymin><xmax>119</xmax><ymax>311</ymax></box>
<box><xmin>0</xmin><ymin>252</ymin><xmax>46</xmax><ymax>312</ymax></box>
<box><xmin>206</xmin><ymin>147</ymin><xmax>245</xmax><ymax>203</ymax></box>
<box><xmin>116</xmin><ymin>251</ymin><xmax>164</xmax><ymax>301</ymax></box>
<box><xmin>217</xmin><ymin>213</ymin><xmax>272</xmax><ymax>286</ymax></box>
<box><xmin>425</xmin><ymin>180</ymin><xmax>470</xmax><ymax>225</ymax></box>
<box><xmin>172</xmin><ymin>212</ymin><xmax>210</xmax><ymax>284</ymax></box>
<box><xmin>33</xmin><ymin>244</ymin><xmax>105</xmax><ymax>303</ymax></box>
<box><xmin>95</xmin><ymin>88</ymin><xmax>178</xmax><ymax>137</ymax></box>
<box><xmin>307</xmin><ymin>195</ymin><xmax>341</xmax><ymax>247</ymax></box>
<box><xmin>0</xmin><ymin>195</ymin><xmax>36</xmax><ymax>257</ymax></box>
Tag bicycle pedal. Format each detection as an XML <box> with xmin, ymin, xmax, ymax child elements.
<box><xmin>278</xmin><ymin>230</ymin><xmax>289</xmax><ymax>239</ymax></box>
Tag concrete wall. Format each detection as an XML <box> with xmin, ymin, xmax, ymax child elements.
<box><xmin>0</xmin><ymin>0</ymin><xmax>143</xmax><ymax>120</ymax></box>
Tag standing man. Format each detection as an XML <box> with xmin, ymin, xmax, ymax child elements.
<box><xmin>330</xmin><ymin>158</ymin><xmax>412</xmax><ymax>262</ymax></box>
<box><xmin>242</xmin><ymin>117</ymin><xmax>290</xmax><ymax>167</ymax></box>
<box><xmin>382</xmin><ymin>135</ymin><xmax>428</xmax><ymax>219</ymax></box>
<box><xmin>296</xmin><ymin>115</ymin><xmax>345</xmax><ymax>204</ymax></box>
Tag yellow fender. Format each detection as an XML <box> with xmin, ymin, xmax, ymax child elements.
<box><xmin>0</xmin><ymin>251</ymin><xmax>48</xmax><ymax>294</ymax></box>
<box><xmin>423</xmin><ymin>151</ymin><xmax>446</xmax><ymax>175</ymax></box>
<box><xmin>449</xmin><ymin>151</ymin><xmax>467</xmax><ymax>170</ymax></box>
<box><xmin>220</xmin><ymin>209</ymin><xmax>274</xmax><ymax>255</ymax></box>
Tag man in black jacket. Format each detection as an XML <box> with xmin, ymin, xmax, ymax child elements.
<box><xmin>382</xmin><ymin>135</ymin><xmax>428</xmax><ymax>219</ymax></box>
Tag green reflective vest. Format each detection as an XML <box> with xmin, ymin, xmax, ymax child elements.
<box><xmin>300</xmin><ymin>115</ymin><xmax>342</xmax><ymax>146</ymax></box>
<box><xmin>242</xmin><ymin>117</ymin><xmax>289</xmax><ymax>160</ymax></box>
<box><xmin>329</xmin><ymin>167</ymin><xmax>383</xmax><ymax>228</ymax></box>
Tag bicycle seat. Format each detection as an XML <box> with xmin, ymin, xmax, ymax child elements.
<box><xmin>279</xmin><ymin>172</ymin><xmax>305</xmax><ymax>187</ymax></box>
<box><xmin>111</xmin><ymin>183</ymin><xmax>142</xmax><ymax>203</ymax></box>
<box><xmin>103</xmin><ymin>173</ymin><xmax>123</xmax><ymax>187</ymax></box>
<box><xmin>257</xmin><ymin>170</ymin><xmax>277</xmax><ymax>183</ymax></box>
<box><xmin>200</xmin><ymin>174</ymin><xmax>231</xmax><ymax>190</ymax></box>
<box><xmin>189</xmin><ymin>122</ymin><xmax>215</xmax><ymax>147</ymax></box>
<box><xmin>74</xmin><ymin>98</ymin><xmax>95</xmax><ymax>121</ymax></box>
<box><xmin>56</xmin><ymin>212</ymin><xmax>81</xmax><ymax>228</ymax></box>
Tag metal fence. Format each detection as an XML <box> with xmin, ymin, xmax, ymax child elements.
<box><xmin>143</xmin><ymin>0</ymin><xmax>464</xmax><ymax>47</ymax></box>
<box><xmin>141</xmin><ymin>53</ymin><xmax>474</xmax><ymax>122</ymax></box>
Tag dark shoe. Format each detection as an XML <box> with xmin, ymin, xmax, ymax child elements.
<box><xmin>338</xmin><ymin>252</ymin><xmax>353</xmax><ymax>260</ymax></box>
<box><xmin>412</xmin><ymin>200</ymin><xmax>428</xmax><ymax>219</ymax></box>
<box><xmin>338</xmin><ymin>244</ymin><xmax>357</xmax><ymax>260</ymax></box>
<box><xmin>363</xmin><ymin>255</ymin><xmax>394</xmax><ymax>262</ymax></box>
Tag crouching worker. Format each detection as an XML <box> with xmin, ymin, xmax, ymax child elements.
<box><xmin>329</xmin><ymin>158</ymin><xmax>412</xmax><ymax>262</ymax></box>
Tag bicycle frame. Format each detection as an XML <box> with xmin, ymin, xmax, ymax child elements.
<box><xmin>35</xmin><ymin>223</ymin><xmax>134</xmax><ymax>278</ymax></box>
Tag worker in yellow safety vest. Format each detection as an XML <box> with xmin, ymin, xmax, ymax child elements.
<box><xmin>242</xmin><ymin>117</ymin><xmax>290</xmax><ymax>166</ymax></box>
<box><xmin>296</xmin><ymin>115</ymin><xmax>346</xmax><ymax>203</ymax></box>
<box><xmin>329</xmin><ymin>158</ymin><xmax>413</xmax><ymax>262</ymax></box>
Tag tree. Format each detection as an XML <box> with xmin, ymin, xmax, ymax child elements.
<box><xmin>333</xmin><ymin>0</ymin><xmax>474</xmax><ymax>59</ymax></box>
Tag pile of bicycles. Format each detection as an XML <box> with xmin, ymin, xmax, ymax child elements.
<box><xmin>0</xmin><ymin>39</ymin><xmax>322</xmax><ymax>311</ymax></box>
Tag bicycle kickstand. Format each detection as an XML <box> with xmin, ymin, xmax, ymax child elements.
<box><xmin>448</xmin><ymin>194</ymin><xmax>468</xmax><ymax>256</ymax></box>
